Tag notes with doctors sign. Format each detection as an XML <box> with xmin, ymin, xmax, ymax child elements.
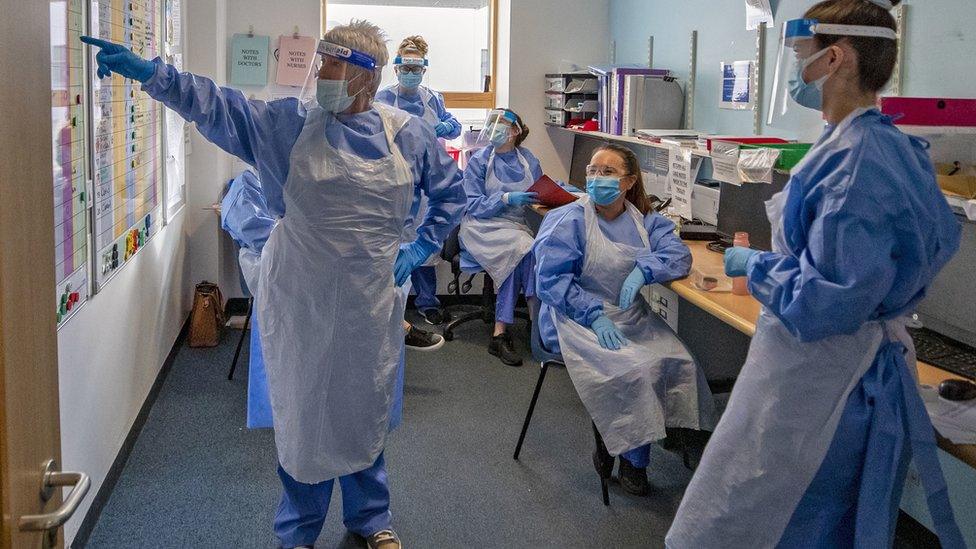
<box><xmin>231</xmin><ymin>33</ymin><xmax>270</xmax><ymax>86</ymax></box>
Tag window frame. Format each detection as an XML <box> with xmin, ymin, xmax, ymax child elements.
<box><xmin>320</xmin><ymin>0</ymin><xmax>498</xmax><ymax>109</ymax></box>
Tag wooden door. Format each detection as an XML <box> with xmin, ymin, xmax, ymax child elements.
<box><xmin>0</xmin><ymin>2</ymin><xmax>82</xmax><ymax>547</ymax></box>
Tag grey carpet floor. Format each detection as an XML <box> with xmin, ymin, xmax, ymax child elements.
<box><xmin>82</xmin><ymin>307</ymin><xmax>936</xmax><ymax>548</ymax></box>
<box><xmin>84</xmin><ymin>309</ymin><xmax>694</xmax><ymax>548</ymax></box>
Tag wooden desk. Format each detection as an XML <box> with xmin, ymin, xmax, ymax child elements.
<box><xmin>669</xmin><ymin>242</ymin><xmax>760</xmax><ymax>336</ymax></box>
<box><xmin>670</xmin><ymin>241</ymin><xmax>976</xmax><ymax>468</ymax></box>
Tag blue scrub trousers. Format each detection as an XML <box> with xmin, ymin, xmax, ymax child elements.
<box><xmin>495</xmin><ymin>253</ymin><xmax>535</xmax><ymax>325</ymax></box>
<box><xmin>275</xmin><ymin>453</ymin><xmax>392</xmax><ymax>548</ymax></box>
<box><xmin>777</xmin><ymin>357</ymin><xmax>910</xmax><ymax>548</ymax></box>
<box><xmin>410</xmin><ymin>266</ymin><xmax>440</xmax><ymax>311</ymax></box>
<box><xmin>621</xmin><ymin>445</ymin><xmax>652</xmax><ymax>468</ymax></box>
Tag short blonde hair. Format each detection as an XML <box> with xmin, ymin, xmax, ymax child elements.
<box><xmin>397</xmin><ymin>35</ymin><xmax>429</xmax><ymax>58</ymax></box>
<box><xmin>323</xmin><ymin>19</ymin><xmax>389</xmax><ymax>96</ymax></box>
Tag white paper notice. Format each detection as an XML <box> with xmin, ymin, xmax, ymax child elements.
<box><xmin>711</xmin><ymin>141</ymin><xmax>742</xmax><ymax>185</ymax></box>
<box><xmin>668</xmin><ymin>148</ymin><xmax>696</xmax><ymax>221</ymax></box>
<box><xmin>745</xmin><ymin>0</ymin><xmax>774</xmax><ymax>31</ymax></box>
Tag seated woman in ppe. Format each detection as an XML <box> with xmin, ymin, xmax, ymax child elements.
<box><xmin>668</xmin><ymin>1</ymin><xmax>965</xmax><ymax>547</ymax></box>
<box><xmin>82</xmin><ymin>19</ymin><xmax>467</xmax><ymax>549</ymax></box>
<box><xmin>459</xmin><ymin>108</ymin><xmax>542</xmax><ymax>366</ymax></box>
<box><xmin>533</xmin><ymin>144</ymin><xmax>714</xmax><ymax>496</ymax></box>
<box><xmin>376</xmin><ymin>35</ymin><xmax>462</xmax><ymax>330</ymax></box>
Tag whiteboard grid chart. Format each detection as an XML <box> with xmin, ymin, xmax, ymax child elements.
<box><xmin>49</xmin><ymin>0</ymin><xmax>168</xmax><ymax>327</ymax></box>
<box><xmin>51</xmin><ymin>0</ymin><xmax>91</xmax><ymax>327</ymax></box>
<box><xmin>91</xmin><ymin>0</ymin><xmax>164</xmax><ymax>291</ymax></box>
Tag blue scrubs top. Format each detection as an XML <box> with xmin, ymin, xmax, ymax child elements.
<box><xmin>375</xmin><ymin>84</ymin><xmax>462</xmax><ymax>139</ymax></box>
<box><xmin>534</xmin><ymin>201</ymin><xmax>691</xmax><ymax>353</ymax></box>
<box><xmin>143</xmin><ymin>59</ymin><xmax>465</xmax><ymax>253</ymax></box>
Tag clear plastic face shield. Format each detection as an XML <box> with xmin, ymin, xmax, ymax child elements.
<box><xmin>767</xmin><ymin>17</ymin><xmax>896</xmax><ymax>124</ymax></box>
<box><xmin>299</xmin><ymin>40</ymin><xmax>380</xmax><ymax>114</ymax></box>
<box><xmin>394</xmin><ymin>55</ymin><xmax>428</xmax><ymax>89</ymax></box>
<box><xmin>477</xmin><ymin>109</ymin><xmax>522</xmax><ymax>147</ymax></box>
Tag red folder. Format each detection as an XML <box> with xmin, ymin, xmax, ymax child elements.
<box><xmin>527</xmin><ymin>175</ymin><xmax>578</xmax><ymax>208</ymax></box>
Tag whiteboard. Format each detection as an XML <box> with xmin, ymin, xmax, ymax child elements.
<box><xmin>51</xmin><ymin>0</ymin><xmax>91</xmax><ymax>327</ymax></box>
<box><xmin>90</xmin><ymin>0</ymin><xmax>164</xmax><ymax>290</ymax></box>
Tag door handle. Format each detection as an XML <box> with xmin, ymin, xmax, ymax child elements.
<box><xmin>18</xmin><ymin>459</ymin><xmax>91</xmax><ymax>532</ymax></box>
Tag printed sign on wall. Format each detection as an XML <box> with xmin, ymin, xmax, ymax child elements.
<box><xmin>231</xmin><ymin>33</ymin><xmax>270</xmax><ymax>86</ymax></box>
<box><xmin>276</xmin><ymin>35</ymin><xmax>317</xmax><ymax>87</ymax></box>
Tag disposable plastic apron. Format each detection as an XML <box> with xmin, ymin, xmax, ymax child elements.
<box><xmin>667</xmin><ymin>116</ymin><xmax>964</xmax><ymax>547</ymax></box>
<box><xmin>398</xmin><ymin>86</ymin><xmax>441</xmax><ymax>267</ymax></box>
<box><xmin>551</xmin><ymin>197</ymin><xmax>714</xmax><ymax>455</ymax></box>
<box><xmin>458</xmin><ymin>150</ymin><xmax>535</xmax><ymax>284</ymax></box>
<box><xmin>394</xmin><ymin>85</ymin><xmax>440</xmax><ymax>127</ymax></box>
<box><xmin>257</xmin><ymin>103</ymin><xmax>413</xmax><ymax>484</ymax></box>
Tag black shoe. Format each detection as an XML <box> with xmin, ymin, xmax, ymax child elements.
<box><xmin>592</xmin><ymin>423</ymin><xmax>615</xmax><ymax>479</ymax></box>
<box><xmin>488</xmin><ymin>333</ymin><xmax>522</xmax><ymax>366</ymax></box>
<box><xmin>405</xmin><ymin>325</ymin><xmax>445</xmax><ymax>352</ymax></box>
<box><xmin>618</xmin><ymin>458</ymin><xmax>650</xmax><ymax>496</ymax></box>
<box><xmin>419</xmin><ymin>307</ymin><xmax>450</xmax><ymax>326</ymax></box>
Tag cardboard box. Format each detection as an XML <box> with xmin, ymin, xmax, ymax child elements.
<box><xmin>936</xmin><ymin>163</ymin><xmax>976</xmax><ymax>199</ymax></box>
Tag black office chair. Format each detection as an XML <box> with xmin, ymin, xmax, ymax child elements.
<box><xmin>439</xmin><ymin>225</ymin><xmax>530</xmax><ymax>341</ymax></box>
<box><xmin>513</xmin><ymin>299</ymin><xmax>610</xmax><ymax>506</ymax></box>
<box><xmin>513</xmin><ymin>301</ymin><xmax>700</xmax><ymax>505</ymax></box>
<box><xmin>227</xmin><ymin>265</ymin><xmax>253</xmax><ymax>381</ymax></box>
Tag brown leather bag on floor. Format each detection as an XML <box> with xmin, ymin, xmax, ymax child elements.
<box><xmin>189</xmin><ymin>281</ymin><xmax>225</xmax><ymax>347</ymax></box>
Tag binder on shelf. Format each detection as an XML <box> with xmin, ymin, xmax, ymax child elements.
<box><xmin>621</xmin><ymin>75</ymin><xmax>684</xmax><ymax>136</ymax></box>
<box><xmin>612</xmin><ymin>68</ymin><xmax>670</xmax><ymax>135</ymax></box>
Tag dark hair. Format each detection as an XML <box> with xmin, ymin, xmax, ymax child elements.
<box><xmin>593</xmin><ymin>144</ymin><xmax>652</xmax><ymax>216</ymax></box>
<box><xmin>805</xmin><ymin>0</ymin><xmax>901</xmax><ymax>92</ymax></box>
<box><xmin>499</xmin><ymin>108</ymin><xmax>530</xmax><ymax>147</ymax></box>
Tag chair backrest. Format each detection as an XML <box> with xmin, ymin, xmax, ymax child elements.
<box><xmin>529</xmin><ymin>298</ymin><xmax>563</xmax><ymax>365</ymax></box>
<box><xmin>440</xmin><ymin>224</ymin><xmax>462</xmax><ymax>263</ymax></box>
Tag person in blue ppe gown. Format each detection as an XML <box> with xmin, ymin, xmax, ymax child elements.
<box><xmin>668</xmin><ymin>2</ymin><xmax>965</xmax><ymax>547</ymax></box>
<box><xmin>83</xmin><ymin>19</ymin><xmax>466</xmax><ymax>549</ymax></box>
<box><xmin>376</xmin><ymin>35</ymin><xmax>461</xmax><ymax>331</ymax></box>
<box><xmin>459</xmin><ymin>108</ymin><xmax>541</xmax><ymax>366</ymax></box>
<box><xmin>534</xmin><ymin>144</ymin><xmax>714</xmax><ymax>496</ymax></box>
<box><xmin>219</xmin><ymin>170</ymin><xmax>275</xmax><ymax>430</ymax></box>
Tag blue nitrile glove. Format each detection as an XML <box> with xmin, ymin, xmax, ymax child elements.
<box><xmin>394</xmin><ymin>239</ymin><xmax>438</xmax><ymax>286</ymax></box>
<box><xmin>434</xmin><ymin>121</ymin><xmax>453</xmax><ymax>137</ymax></box>
<box><xmin>505</xmin><ymin>192</ymin><xmax>539</xmax><ymax>207</ymax></box>
<box><xmin>618</xmin><ymin>266</ymin><xmax>648</xmax><ymax>309</ymax></box>
<box><xmin>591</xmin><ymin>315</ymin><xmax>628</xmax><ymax>350</ymax></box>
<box><xmin>81</xmin><ymin>36</ymin><xmax>156</xmax><ymax>82</ymax></box>
<box><xmin>724</xmin><ymin>246</ymin><xmax>760</xmax><ymax>277</ymax></box>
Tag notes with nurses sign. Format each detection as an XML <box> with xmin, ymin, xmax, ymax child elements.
<box><xmin>276</xmin><ymin>35</ymin><xmax>318</xmax><ymax>87</ymax></box>
<box><xmin>527</xmin><ymin>175</ymin><xmax>578</xmax><ymax>208</ymax></box>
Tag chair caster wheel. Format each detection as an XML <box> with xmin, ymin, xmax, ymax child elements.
<box><xmin>443</xmin><ymin>330</ymin><xmax>454</xmax><ymax>341</ymax></box>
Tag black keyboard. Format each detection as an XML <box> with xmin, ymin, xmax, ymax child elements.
<box><xmin>909</xmin><ymin>327</ymin><xmax>976</xmax><ymax>381</ymax></box>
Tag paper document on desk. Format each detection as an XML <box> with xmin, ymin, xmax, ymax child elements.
<box><xmin>926</xmin><ymin>397</ymin><xmax>976</xmax><ymax>445</ymax></box>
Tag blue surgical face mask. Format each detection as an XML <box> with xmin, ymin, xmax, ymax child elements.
<box><xmin>586</xmin><ymin>176</ymin><xmax>623</xmax><ymax>206</ymax></box>
<box><xmin>788</xmin><ymin>48</ymin><xmax>830</xmax><ymax>111</ymax></box>
<box><xmin>398</xmin><ymin>71</ymin><xmax>423</xmax><ymax>90</ymax></box>
<box><xmin>489</xmin><ymin>127</ymin><xmax>510</xmax><ymax>147</ymax></box>
<box><xmin>316</xmin><ymin>79</ymin><xmax>356</xmax><ymax>113</ymax></box>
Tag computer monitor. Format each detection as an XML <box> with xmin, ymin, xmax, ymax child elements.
<box><xmin>715</xmin><ymin>176</ymin><xmax>788</xmax><ymax>251</ymax></box>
